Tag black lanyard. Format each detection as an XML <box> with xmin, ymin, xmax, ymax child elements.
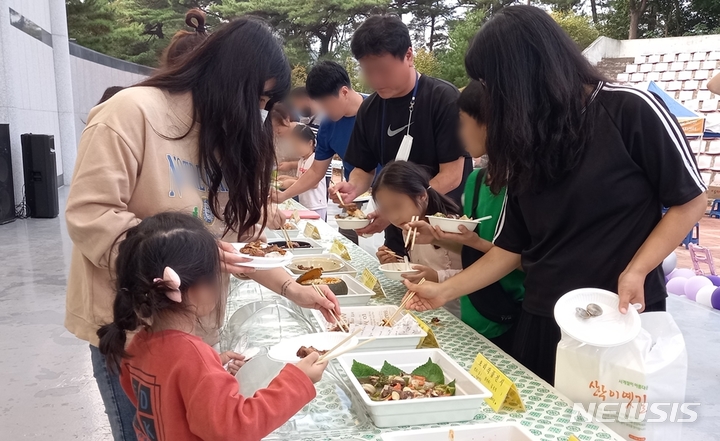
<box><xmin>380</xmin><ymin>71</ymin><xmax>420</xmax><ymax>162</ymax></box>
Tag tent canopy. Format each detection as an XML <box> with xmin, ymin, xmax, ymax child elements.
<box><xmin>645</xmin><ymin>81</ymin><xmax>711</xmax><ymax>138</ymax></box>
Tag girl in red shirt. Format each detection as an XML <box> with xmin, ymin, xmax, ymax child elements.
<box><xmin>98</xmin><ymin>212</ymin><xmax>327</xmax><ymax>441</ymax></box>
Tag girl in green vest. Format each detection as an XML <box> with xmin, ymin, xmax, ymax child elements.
<box><xmin>408</xmin><ymin>80</ymin><xmax>524</xmax><ymax>353</ymax></box>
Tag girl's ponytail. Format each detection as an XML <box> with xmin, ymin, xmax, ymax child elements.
<box><xmin>97</xmin><ymin>288</ymin><xmax>139</xmax><ymax>374</ymax></box>
<box><xmin>426</xmin><ymin>186</ymin><xmax>461</xmax><ymax>217</ymax></box>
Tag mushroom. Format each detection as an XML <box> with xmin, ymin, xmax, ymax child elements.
<box><xmin>362</xmin><ymin>384</ymin><xmax>376</xmax><ymax>395</ymax></box>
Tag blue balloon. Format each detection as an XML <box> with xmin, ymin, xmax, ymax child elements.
<box><xmin>705</xmin><ymin>275</ymin><xmax>720</xmax><ymax>287</ymax></box>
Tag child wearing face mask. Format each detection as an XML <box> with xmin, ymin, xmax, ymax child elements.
<box><xmin>98</xmin><ymin>212</ymin><xmax>327</xmax><ymax>441</ymax></box>
<box><xmin>372</xmin><ymin>161</ymin><xmax>462</xmax><ymax>318</ymax></box>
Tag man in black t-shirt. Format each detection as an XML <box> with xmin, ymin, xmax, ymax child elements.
<box><xmin>331</xmin><ymin>15</ymin><xmax>472</xmax><ymax>255</ymax></box>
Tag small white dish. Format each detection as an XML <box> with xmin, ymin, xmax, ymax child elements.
<box><xmin>335</xmin><ymin>217</ymin><xmax>371</xmax><ymax>230</ymax></box>
<box><xmin>267</xmin><ymin>332</ymin><xmax>359</xmax><ymax>363</ymax></box>
<box><xmin>379</xmin><ymin>262</ymin><xmax>420</xmax><ymax>281</ymax></box>
<box><xmin>554</xmin><ymin>288</ymin><xmax>642</xmax><ymax>347</ymax></box>
<box><xmin>427</xmin><ymin>215</ymin><xmax>492</xmax><ymax>234</ymax></box>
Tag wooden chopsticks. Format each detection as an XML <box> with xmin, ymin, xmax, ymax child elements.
<box><xmin>316</xmin><ymin>328</ymin><xmax>361</xmax><ymax>363</ymax></box>
<box><xmin>382</xmin><ymin>277</ymin><xmax>426</xmax><ymax>327</ymax></box>
<box><xmin>280</xmin><ymin>226</ymin><xmax>293</xmax><ymax>249</ymax></box>
<box><xmin>404</xmin><ymin>215</ymin><xmax>419</xmax><ymax>251</ymax></box>
<box><xmin>311</xmin><ymin>284</ymin><xmax>350</xmax><ymax>332</ymax></box>
<box><xmin>316</xmin><ymin>337</ymin><xmax>377</xmax><ymax>363</ymax></box>
<box><xmin>329</xmin><ymin>180</ymin><xmax>346</xmax><ymax>207</ymax></box>
<box><xmin>385</xmin><ymin>249</ymin><xmax>404</xmax><ymax>262</ymax></box>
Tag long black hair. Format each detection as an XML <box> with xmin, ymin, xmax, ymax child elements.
<box><xmin>97</xmin><ymin>212</ymin><xmax>221</xmax><ymax>373</ymax></box>
<box><xmin>138</xmin><ymin>17</ymin><xmax>290</xmax><ymax>237</ymax></box>
<box><xmin>464</xmin><ymin>5</ymin><xmax>606</xmax><ymax>194</ymax></box>
<box><xmin>372</xmin><ymin>161</ymin><xmax>461</xmax><ymax>216</ymax></box>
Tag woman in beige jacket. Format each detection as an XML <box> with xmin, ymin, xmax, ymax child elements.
<box><xmin>65</xmin><ymin>18</ymin><xmax>339</xmax><ymax>441</ymax></box>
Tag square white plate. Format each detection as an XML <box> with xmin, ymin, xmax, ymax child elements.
<box><xmin>337</xmin><ymin>348</ymin><xmax>492</xmax><ymax>428</ymax></box>
<box><xmin>312</xmin><ymin>305</ymin><xmax>426</xmax><ymax>350</ymax></box>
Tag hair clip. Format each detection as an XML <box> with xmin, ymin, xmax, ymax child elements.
<box><xmin>153</xmin><ymin>267</ymin><xmax>182</xmax><ymax>303</ymax></box>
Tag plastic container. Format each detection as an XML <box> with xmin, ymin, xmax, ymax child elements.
<box><xmin>427</xmin><ymin>215</ymin><xmax>491</xmax><ymax>234</ymax></box>
<box><xmin>380</xmin><ymin>422</ymin><xmax>539</xmax><ymax>441</ymax></box>
<box><xmin>311</xmin><ymin>305</ymin><xmax>427</xmax><ymax>351</ymax></box>
<box><xmin>337</xmin><ymin>349</ymin><xmax>492</xmax><ymax>428</ymax></box>
<box><xmin>286</xmin><ymin>253</ymin><xmax>359</xmax><ymax>277</ymax></box>
<box><xmin>303</xmin><ymin>274</ymin><xmax>373</xmax><ymax>307</ymax></box>
<box><xmin>334</xmin><ymin>217</ymin><xmax>371</xmax><ymax>230</ymax></box>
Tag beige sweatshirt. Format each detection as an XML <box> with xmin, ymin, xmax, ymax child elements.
<box><xmin>65</xmin><ymin>86</ymin><xmax>274</xmax><ymax>346</ymax></box>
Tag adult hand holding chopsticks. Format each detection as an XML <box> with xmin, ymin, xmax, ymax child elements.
<box><xmin>401</xmin><ymin>278</ymin><xmax>449</xmax><ymax>312</ymax></box>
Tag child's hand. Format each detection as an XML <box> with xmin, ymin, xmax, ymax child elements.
<box><xmin>376</xmin><ymin>245</ymin><xmax>400</xmax><ymax>264</ymax></box>
<box><xmin>220</xmin><ymin>351</ymin><xmax>246</xmax><ymax>376</ymax></box>
<box><xmin>277</xmin><ymin>161</ymin><xmax>296</xmax><ymax>172</ymax></box>
<box><xmin>432</xmin><ymin>225</ymin><xmax>489</xmax><ymax>251</ymax></box>
<box><xmin>403</xmin><ymin>264</ymin><xmax>438</xmax><ymax>283</ymax></box>
<box><xmin>295</xmin><ymin>352</ymin><xmax>327</xmax><ymax>383</ymax></box>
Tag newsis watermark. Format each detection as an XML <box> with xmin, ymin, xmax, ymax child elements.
<box><xmin>570</xmin><ymin>402</ymin><xmax>700</xmax><ymax>423</ymax></box>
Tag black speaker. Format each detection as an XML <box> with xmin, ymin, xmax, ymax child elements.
<box><xmin>0</xmin><ymin>124</ymin><xmax>15</xmax><ymax>224</ymax></box>
<box><xmin>21</xmin><ymin>134</ymin><xmax>59</xmax><ymax>219</ymax></box>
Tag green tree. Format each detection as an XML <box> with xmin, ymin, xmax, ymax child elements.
<box><xmin>551</xmin><ymin>11</ymin><xmax>599</xmax><ymax>49</ymax></box>
<box><xmin>399</xmin><ymin>0</ymin><xmax>459</xmax><ymax>52</ymax></box>
<box><xmin>66</xmin><ymin>0</ymin><xmax>117</xmax><ymax>53</ymax></box>
<box><xmin>436</xmin><ymin>8</ymin><xmax>485</xmax><ymax>88</ymax></box>
<box><xmin>414</xmin><ymin>47</ymin><xmax>441</xmax><ymax>77</ymax></box>
<box><xmin>215</xmin><ymin>0</ymin><xmax>390</xmax><ymax>61</ymax></box>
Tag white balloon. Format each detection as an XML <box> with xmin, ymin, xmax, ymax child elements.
<box><xmin>662</xmin><ymin>251</ymin><xmax>677</xmax><ymax>275</ymax></box>
<box><xmin>696</xmin><ymin>286</ymin><xmax>715</xmax><ymax>307</ymax></box>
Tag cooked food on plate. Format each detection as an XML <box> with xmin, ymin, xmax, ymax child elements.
<box><xmin>268</xmin><ymin>240</ymin><xmax>312</xmax><ymax>249</ymax></box>
<box><xmin>432</xmin><ymin>212</ymin><xmax>471</xmax><ymax>220</ymax></box>
<box><xmin>297</xmin><ymin>268</ymin><xmax>349</xmax><ymax>295</ymax></box>
<box><xmin>239</xmin><ymin>241</ymin><xmax>287</xmax><ymax>257</ymax></box>
<box><xmin>351</xmin><ymin>358</ymin><xmax>456</xmax><ymax>401</ymax></box>
<box><xmin>283</xmin><ymin>222</ymin><xmax>297</xmax><ymax>230</ymax></box>
<box><xmin>296</xmin><ymin>346</ymin><xmax>328</xmax><ymax>358</ymax></box>
<box><xmin>336</xmin><ymin>204</ymin><xmax>367</xmax><ymax>219</ymax></box>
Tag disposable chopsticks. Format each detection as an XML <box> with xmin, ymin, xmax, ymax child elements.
<box><xmin>404</xmin><ymin>215</ymin><xmax>419</xmax><ymax>250</ymax></box>
<box><xmin>281</xmin><ymin>226</ymin><xmax>294</xmax><ymax>249</ymax></box>
<box><xmin>316</xmin><ymin>338</ymin><xmax>377</xmax><ymax>364</ymax></box>
<box><xmin>311</xmin><ymin>284</ymin><xmax>350</xmax><ymax>332</ymax></box>
<box><xmin>383</xmin><ymin>277</ymin><xmax>426</xmax><ymax>327</ymax></box>
<box><xmin>316</xmin><ymin>328</ymin><xmax>361</xmax><ymax>363</ymax></box>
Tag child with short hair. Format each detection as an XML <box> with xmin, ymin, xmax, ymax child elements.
<box><xmin>278</xmin><ymin>124</ymin><xmax>328</xmax><ymax>220</ymax></box>
<box><xmin>98</xmin><ymin>212</ymin><xmax>327</xmax><ymax>441</ymax></box>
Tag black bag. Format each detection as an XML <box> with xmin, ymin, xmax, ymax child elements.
<box><xmin>461</xmin><ymin>170</ymin><xmax>522</xmax><ymax>324</ymax></box>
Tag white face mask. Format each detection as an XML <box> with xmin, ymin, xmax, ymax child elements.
<box><xmin>260</xmin><ymin>109</ymin><xmax>269</xmax><ymax>123</ymax></box>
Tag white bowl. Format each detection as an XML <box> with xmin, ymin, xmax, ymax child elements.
<box><xmin>267</xmin><ymin>332</ymin><xmax>359</xmax><ymax>363</ymax></box>
<box><xmin>554</xmin><ymin>288</ymin><xmax>641</xmax><ymax>347</ymax></box>
<box><xmin>337</xmin><ymin>348</ymin><xmax>492</xmax><ymax>428</ymax></box>
<box><xmin>427</xmin><ymin>215</ymin><xmax>490</xmax><ymax>234</ymax></box>
<box><xmin>335</xmin><ymin>217</ymin><xmax>371</xmax><ymax>230</ymax></box>
<box><xmin>379</xmin><ymin>262</ymin><xmax>420</xmax><ymax>281</ymax></box>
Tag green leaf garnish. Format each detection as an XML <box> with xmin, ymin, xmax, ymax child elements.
<box><xmin>351</xmin><ymin>360</ymin><xmax>381</xmax><ymax>378</ymax></box>
<box><xmin>447</xmin><ymin>379</ymin><xmax>456</xmax><ymax>396</ymax></box>
<box><xmin>411</xmin><ymin>357</ymin><xmax>445</xmax><ymax>384</ymax></box>
<box><xmin>380</xmin><ymin>361</ymin><xmax>403</xmax><ymax>376</ymax></box>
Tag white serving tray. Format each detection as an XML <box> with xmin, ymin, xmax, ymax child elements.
<box><xmin>312</xmin><ymin>305</ymin><xmax>426</xmax><ymax>350</ymax></box>
<box><xmin>299</xmin><ymin>274</ymin><xmax>373</xmax><ymax>307</ymax></box>
<box><xmin>265</xmin><ymin>237</ymin><xmax>325</xmax><ymax>256</ymax></box>
<box><xmin>285</xmin><ymin>253</ymin><xmax>359</xmax><ymax>277</ymax></box>
<box><xmin>337</xmin><ymin>349</ymin><xmax>492</xmax><ymax>428</ymax></box>
<box><xmin>380</xmin><ymin>422</ymin><xmax>539</xmax><ymax>441</ymax></box>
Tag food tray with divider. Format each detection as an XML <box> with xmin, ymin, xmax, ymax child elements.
<box><xmin>337</xmin><ymin>349</ymin><xmax>492</xmax><ymax>428</ymax></box>
<box><xmin>311</xmin><ymin>305</ymin><xmax>427</xmax><ymax>350</ymax></box>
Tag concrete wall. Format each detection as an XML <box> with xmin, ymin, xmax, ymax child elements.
<box><xmin>0</xmin><ymin>1</ymin><xmax>151</xmax><ymax>208</ymax></box>
<box><xmin>584</xmin><ymin>35</ymin><xmax>720</xmax><ymax>65</ymax></box>
<box><xmin>69</xmin><ymin>45</ymin><xmax>151</xmax><ymax>156</ymax></box>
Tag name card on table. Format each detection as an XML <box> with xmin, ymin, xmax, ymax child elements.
<box><xmin>303</xmin><ymin>222</ymin><xmax>321</xmax><ymax>240</ymax></box>
<box><xmin>568</xmin><ymin>436</ymin><xmax>580</xmax><ymax>441</ymax></box>
<box><xmin>292</xmin><ymin>210</ymin><xmax>301</xmax><ymax>224</ymax></box>
<box><xmin>359</xmin><ymin>268</ymin><xmax>386</xmax><ymax>298</ymax></box>
<box><xmin>409</xmin><ymin>313</ymin><xmax>440</xmax><ymax>349</ymax></box>
<box><xmin>330</xmin><ymin>239</ymin><xmax>351</xmax><ymax>261</ymax></box>
<box><xmin>469</xmin><ymin>353</ymin><xmax>525</xmax><ymax>412</ymax></box>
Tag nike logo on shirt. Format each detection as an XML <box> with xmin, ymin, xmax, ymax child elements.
<box><xmin>387</xmin><ymin>122</ymin><xmax>413</xmax><ymax>137</ymax></box>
